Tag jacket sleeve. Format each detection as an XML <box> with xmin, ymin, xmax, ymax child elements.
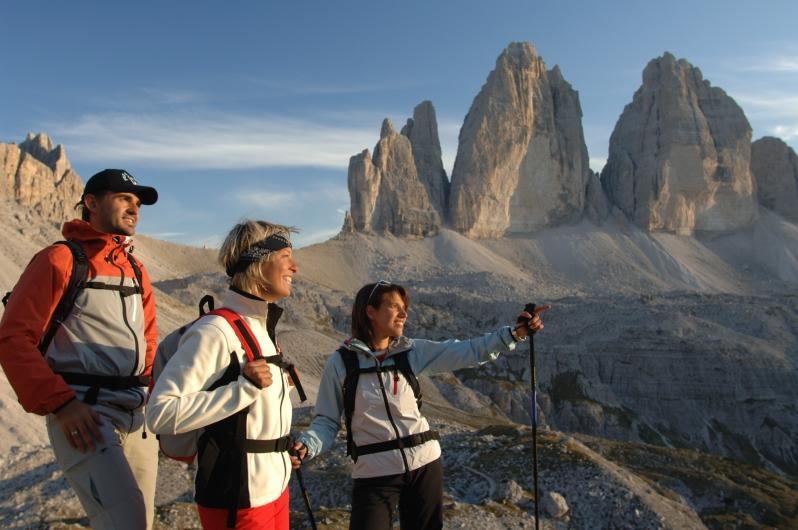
<box><xmin>297</xmin><ymin>352</ymin><xmax>345</xmax><ymax>461</ymax></box>
<box><xmin>0</xmin><ymin>245</ymin><xmax>77</xmax><ymax>415</ymax></box>
<box><xmin>138</xmin><ymin>261</ymin><xmax>158</xmax><ymax>377</ymax></box>
<box><xmin>145</xmin><ymin>318</ymin><xmax>263</xmax><ymax>435</ymax></box>
<box><xmin>409</xmin><ymin>327</ymin><xmax>518</xmax><ymax>376</ymax></box>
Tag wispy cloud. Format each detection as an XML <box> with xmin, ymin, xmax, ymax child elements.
<box><xmin>239</xmin><ymin>75</ymin><xmax>424</xmax><ymax>96</ymax></box>
<box><xmin>738</xmin><ymin>55</ymin><xmax>798</xmax><ymax>73</ymax></box>
<box><xmin>773</xmin><ymin>125</ymin><xmax>798</xmax><ymax>141</ymax></box>
<box><xmin>47</xmin><ymin>112</ymin><xmax>377</xmax><ymax>170</ymax></box>
<box><xmin>731</xmin><ymin>91</ymin><xmax>798</xmax><ymax>119</ymax></box>
<box><xmin>139</xmin><ymin>88</ymin><xmax>203</xmax><ymax>105</ymax></box>
<box><xmin>229</xmin><ymin>183</ymin><xmax>349</xmax><ymax>211</ymax></box>
<box><xmin>589</xmin><ymin>157</ymin><xmax>607</xmax><ymax>173</ymax></box>
<box><xmin>294</xmin><ymin>227</ymin><xmax>342</xmax><ymax>248</ymax></box>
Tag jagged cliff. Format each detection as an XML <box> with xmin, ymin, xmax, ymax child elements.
<box><xmin>0</xmin><ymin>133</ymin><xmax>83</xmax><ymax>222</ymax></box>
<box><xmin>751</xmin><ymin>136</ymin><xmax>798</xmax><ymax>222</ymax></box>
<box><xmin>448</xmin><ymin>42</ymin><xmax>593</xmax><ymax>237</ymax></box>
<box><xmin>345</xmin><ymin>113</ymin><xmax>445</xmax><ymax>237</ymax></box>
<box><xmin>601</xmin><ymin>53</ymin><xmax>758</xmax><ymax>235</ymax></box>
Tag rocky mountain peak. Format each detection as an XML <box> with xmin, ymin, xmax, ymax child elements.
<box><xmin>601</xmin><ymin>53</ymin><xmax>757</xmax><ymax>234</ymax></box>
<box><xmin>448</xmin><ymin>41</ymin><xmax>594</xmax><ymax>237</ymax></box>
<box><xmin>751</xmin><ymin>136</ymin><xmax>798</xmax><ymax>222</ymax></box>
<box><xmin>380</xmin><ymin>118</ymin><xmax>395</xmax><ymax>139</ymax></box>
<box><xmin>1</xmin><ymin>133</ymin><xmax>83</xmax><ymax>222</ymax></box>
<box><xmin>345</xmin><ymin>106</ymin><xmax>445</xmax><ymax>236</ymax></box>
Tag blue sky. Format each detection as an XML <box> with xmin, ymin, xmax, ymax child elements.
<box><xmin>2</xmin><ymin>1</ymin><xmax>796</xmax><ymax>247</ymax></box>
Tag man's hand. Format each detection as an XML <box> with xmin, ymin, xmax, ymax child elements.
<box><xmin>290</xmin><ymin>441</ymin><xmax>308</xmax><ymax>469</ymax></box>
<box><xmin>54</xmin><ymin>399</ymin><xmax>104</xmax><ymax>453</ymax></box>
<box><xmin>243</xmin><ymin>359</ymin><xmax>273</xmax><ymax>389</ymax></box>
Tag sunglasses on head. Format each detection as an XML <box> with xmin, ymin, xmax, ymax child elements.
<box><xmin>366</xmin><ymin>280</ymin><xmax>392</xmax><ymax>305</ymax></box>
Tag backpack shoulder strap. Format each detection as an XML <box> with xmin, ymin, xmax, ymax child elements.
<box><xmin>393</xmin><ymin>350</ymin><xmax>422</xmax><ymax>410</ymax></box>
<box><xmin>206</xmin><ymin>308</ymin><xmax>261</xmax><ymax>362</ymax></box>
<box><xmin>39</xmin><ymin>240</ymin><xmax>89</xmax><ymax>353</ymax></box>
<box><xmin>337</xmin><ymin>346</ymin><xmax>361</xmax><ymax>459</ymax></box>
<box><xmin>126</xmin><ymin>252</ymin><xmax>144</xmax><ymax>295</ymax></box>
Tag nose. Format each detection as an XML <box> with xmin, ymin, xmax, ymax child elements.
<box><xmin>289</xmin><ymin>259</ymin><xmax>298</xmax><ymax>273</ymax></box>
<box><xmin>397</xmin><ymin>306</ymin><xmax>407</xmax><ymax>318</ymax></box>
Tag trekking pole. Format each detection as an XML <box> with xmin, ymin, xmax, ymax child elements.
<box><xmin>289</xmin><ymin>447</ymin><xmax>318</xmax><ymax>530</ymax></box>
<box><xmin>521</xmin><ymin>303</ymin><xmax>540</xmax><ymax>530</ymax></box>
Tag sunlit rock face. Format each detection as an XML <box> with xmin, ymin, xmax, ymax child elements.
<box><xmin>601</xmin><ymin>53</ymin><xmax>757</xmax><ymax>235</ymax></box>
<box><xmin>751</xmin><ymin>136</ymin><xmax>798</xmax><ymax>222</ymax></box>
<box><xmin>346</xmin><ymin>111</ymin><xmax>445</xmax><ymax>237</ymax></box>
<box><xmin>0</xmin><ymin>133</ymin><xmax>83</xmax><ymax>222</ymax></box>
<box><xmin>448</xmin><ymin>41</ymin><xmax>593</xmax><ymax>238</ymax></box>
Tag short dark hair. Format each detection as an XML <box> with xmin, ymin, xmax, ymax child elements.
<box><xmin>350</xmin><ymin>281</ymin><xmax>409</xmax><ymax>346</ymax></box>
<box><xmin>75</xmin><ymin>192</ymin><xmax>109</xmax><ymax>221</ymax></box>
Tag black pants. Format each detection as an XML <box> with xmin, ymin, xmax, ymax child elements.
<box><xmin>350</xmin><ymin>458</ymin><xmax>443</xmax><ymax>530</ymax></box>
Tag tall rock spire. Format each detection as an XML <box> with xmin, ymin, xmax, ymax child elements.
<box><xmin>601</xmin><ymin>52</ymin><xmax>757</xmax><ymax>234</ymax></box>
<box><xmin>751</xmin><ymin>136</ymin><xmax>798</xmax><ymax>222</ymax></box>
<box><xmin>448</xmin><ymin>42</ymin><xmax>593</xmax><ymax>237</ymax></box>
<box><xmin>344</xmin><ymin>106</ymin><xmax>447</xmax><ymax>237</ymax></box>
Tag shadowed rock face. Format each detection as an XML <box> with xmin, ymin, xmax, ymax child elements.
<box><xmin>601</xmin><ymin>53</ymin><xmax>758</xmax><ymax>235</ymax></box>
<box><xmin>752</xmin><ymin>136</ymin><xmax>798</xmax><ymax>222</ymax></box>
<box><xmin>346</xmin><ymin>115</ymin><xmax>444</xmax><ymax>237</ymax></box>
<box><xmin>401</xmin><ymin>101</ymin><xmax>449</xmax><ymax>223</ymax></box>
<box><xmin>448</xmin><ymin>42</ymin><xmax>593</xmax><ymax>238</ymax></box>
<box><xmin>0</xmin><ymin>133</ymin><xmax>82</xmax><ymax>222</ymax></box>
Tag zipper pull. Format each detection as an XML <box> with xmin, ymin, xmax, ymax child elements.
<box><xmin>393</xmin><ymin>372</ymin><xmax>399</xmax><ymax>395</ymax></box>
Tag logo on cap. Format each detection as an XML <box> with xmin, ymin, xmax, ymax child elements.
<box><xmin>120</xmin><ymin>171</ymin><xmax>138</xmax><ymax>185</ymax></box>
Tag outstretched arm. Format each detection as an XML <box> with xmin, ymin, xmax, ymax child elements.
<box><xmin>411</xmin><ymin>304</ymin><xmax>550</xmax><ymax>375</ymax></box>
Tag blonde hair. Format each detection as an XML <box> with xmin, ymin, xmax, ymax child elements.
<box><xmin>218</xmin><ymin>220</ymin><xmax>296</xmax><ymax>296</ymax></box>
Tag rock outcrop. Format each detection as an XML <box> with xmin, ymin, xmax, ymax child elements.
<box><xmin>751</xmin><ymin>136</ymin><xmax>798</xmax><ymax>222</ymax></box>
<box><xmin>601</xmin><ymin>53</ymin><xmax>757</xmax><ymax>235</ymax></box>
<box><xmin>401</xmin><ymin>101</ymin><xmax>449</xmax><ymax>222</ymax></box>
<box><xmin>0</xmin><ymin>133</ymin><xmax>83</xmax><ymax>222</ymax></box>
<box><xmin>346</xmin><ymin>112</ymin><xmax>445</xmax><ymax>236</ymax></box>
<box><xmin>448</xmin><ymin>42</ymin><xmax>593</xmax><ymax>237</ymax></box>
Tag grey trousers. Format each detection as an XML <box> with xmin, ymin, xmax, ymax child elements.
<box><xmin>47</xmin><ymin>405</ymin><xmax>158</xmax><ymax>529</ymax></box>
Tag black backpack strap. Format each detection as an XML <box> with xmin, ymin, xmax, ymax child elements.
<box><xmin>39</xmin><ymin>241</ymin><xmax>89</xmax><ymax>354</ymax></box>
<box><xmin>337</xmin><ymin>347</ymin><xmax>361</xmax><ymax>461</ymax></box>
<box><xmin>127</xmin><ymin>252</ymin><xmax>144</xmax><ymax>294</ymax></box>
<box><xmin>198</xmin><ymin>294</ymin><xmax>215</xmax><ymax>316</ymax></box>
<box><xmin>392</xmin><ymin>351</ymin><xmax>422</xmax><ymax>410</ymax></box>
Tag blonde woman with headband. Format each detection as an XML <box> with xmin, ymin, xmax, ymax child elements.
<box><xmin>147</xmin><ymin>220</ymin><xmax>300</xmax><ymax>530</ymax></box>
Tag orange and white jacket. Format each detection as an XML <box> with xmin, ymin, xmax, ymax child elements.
<box><xmin>0</xmin><ymin>219</ymin><xmax>158</xmax><ymax>415</ymax></box>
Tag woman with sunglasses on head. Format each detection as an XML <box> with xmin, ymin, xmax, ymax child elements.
<box><xmin>147</xmin><ymin>220</ymin><xmax>302</xmax><ymax>530</ymax></box>
<box><xmin>292</xmin><ymin>281</ymin><xmax>549</xmax><ymax>530</ymax></box>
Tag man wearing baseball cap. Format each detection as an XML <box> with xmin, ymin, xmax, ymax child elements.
<box><xmin>0</xmin><ymin>169</ymin><xmax>160</xmax><ymax>529</ymax></box>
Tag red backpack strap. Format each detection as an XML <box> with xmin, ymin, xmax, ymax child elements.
<box><xmin>206</xmin><ymin>308</ymin><xmax>262</xmax><ymax>362</ymax></box>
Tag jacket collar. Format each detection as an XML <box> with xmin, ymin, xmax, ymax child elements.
<box><xmin>61</xmin><ymin>219</ymin><xmax>133</xmax><ymax>256</ymax></box>
<box><xmin>343</xmin><ymin>336</ymin><xmax>413</xmax><ymax>358</ymax></box>
<box><xmin>223</xmin><ymin>287</ymin><xmax>283</xmax><ymax>340</ymax></box>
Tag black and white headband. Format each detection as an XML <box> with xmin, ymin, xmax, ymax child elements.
<box><xmin>226</xmin><ymin>233</ymin><xmax>292</xmax><ymax>277</ymax></box>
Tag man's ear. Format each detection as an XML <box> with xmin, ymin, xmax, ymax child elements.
<box><xmin>83</xmin><ymin>194</ymin><xmax>99</xmax><ymax>214</ymax></box>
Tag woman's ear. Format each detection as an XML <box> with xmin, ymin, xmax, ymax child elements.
<box><xmin>365</xmin><ymin>304</ymin><xmax>376</xmax><ymax>321</ymax></box>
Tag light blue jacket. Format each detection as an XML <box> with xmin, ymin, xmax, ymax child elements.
<box><xmin>297</xmin><ymin>326</ymin><xmax>518</xmax><ymax>478</ymax></box>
